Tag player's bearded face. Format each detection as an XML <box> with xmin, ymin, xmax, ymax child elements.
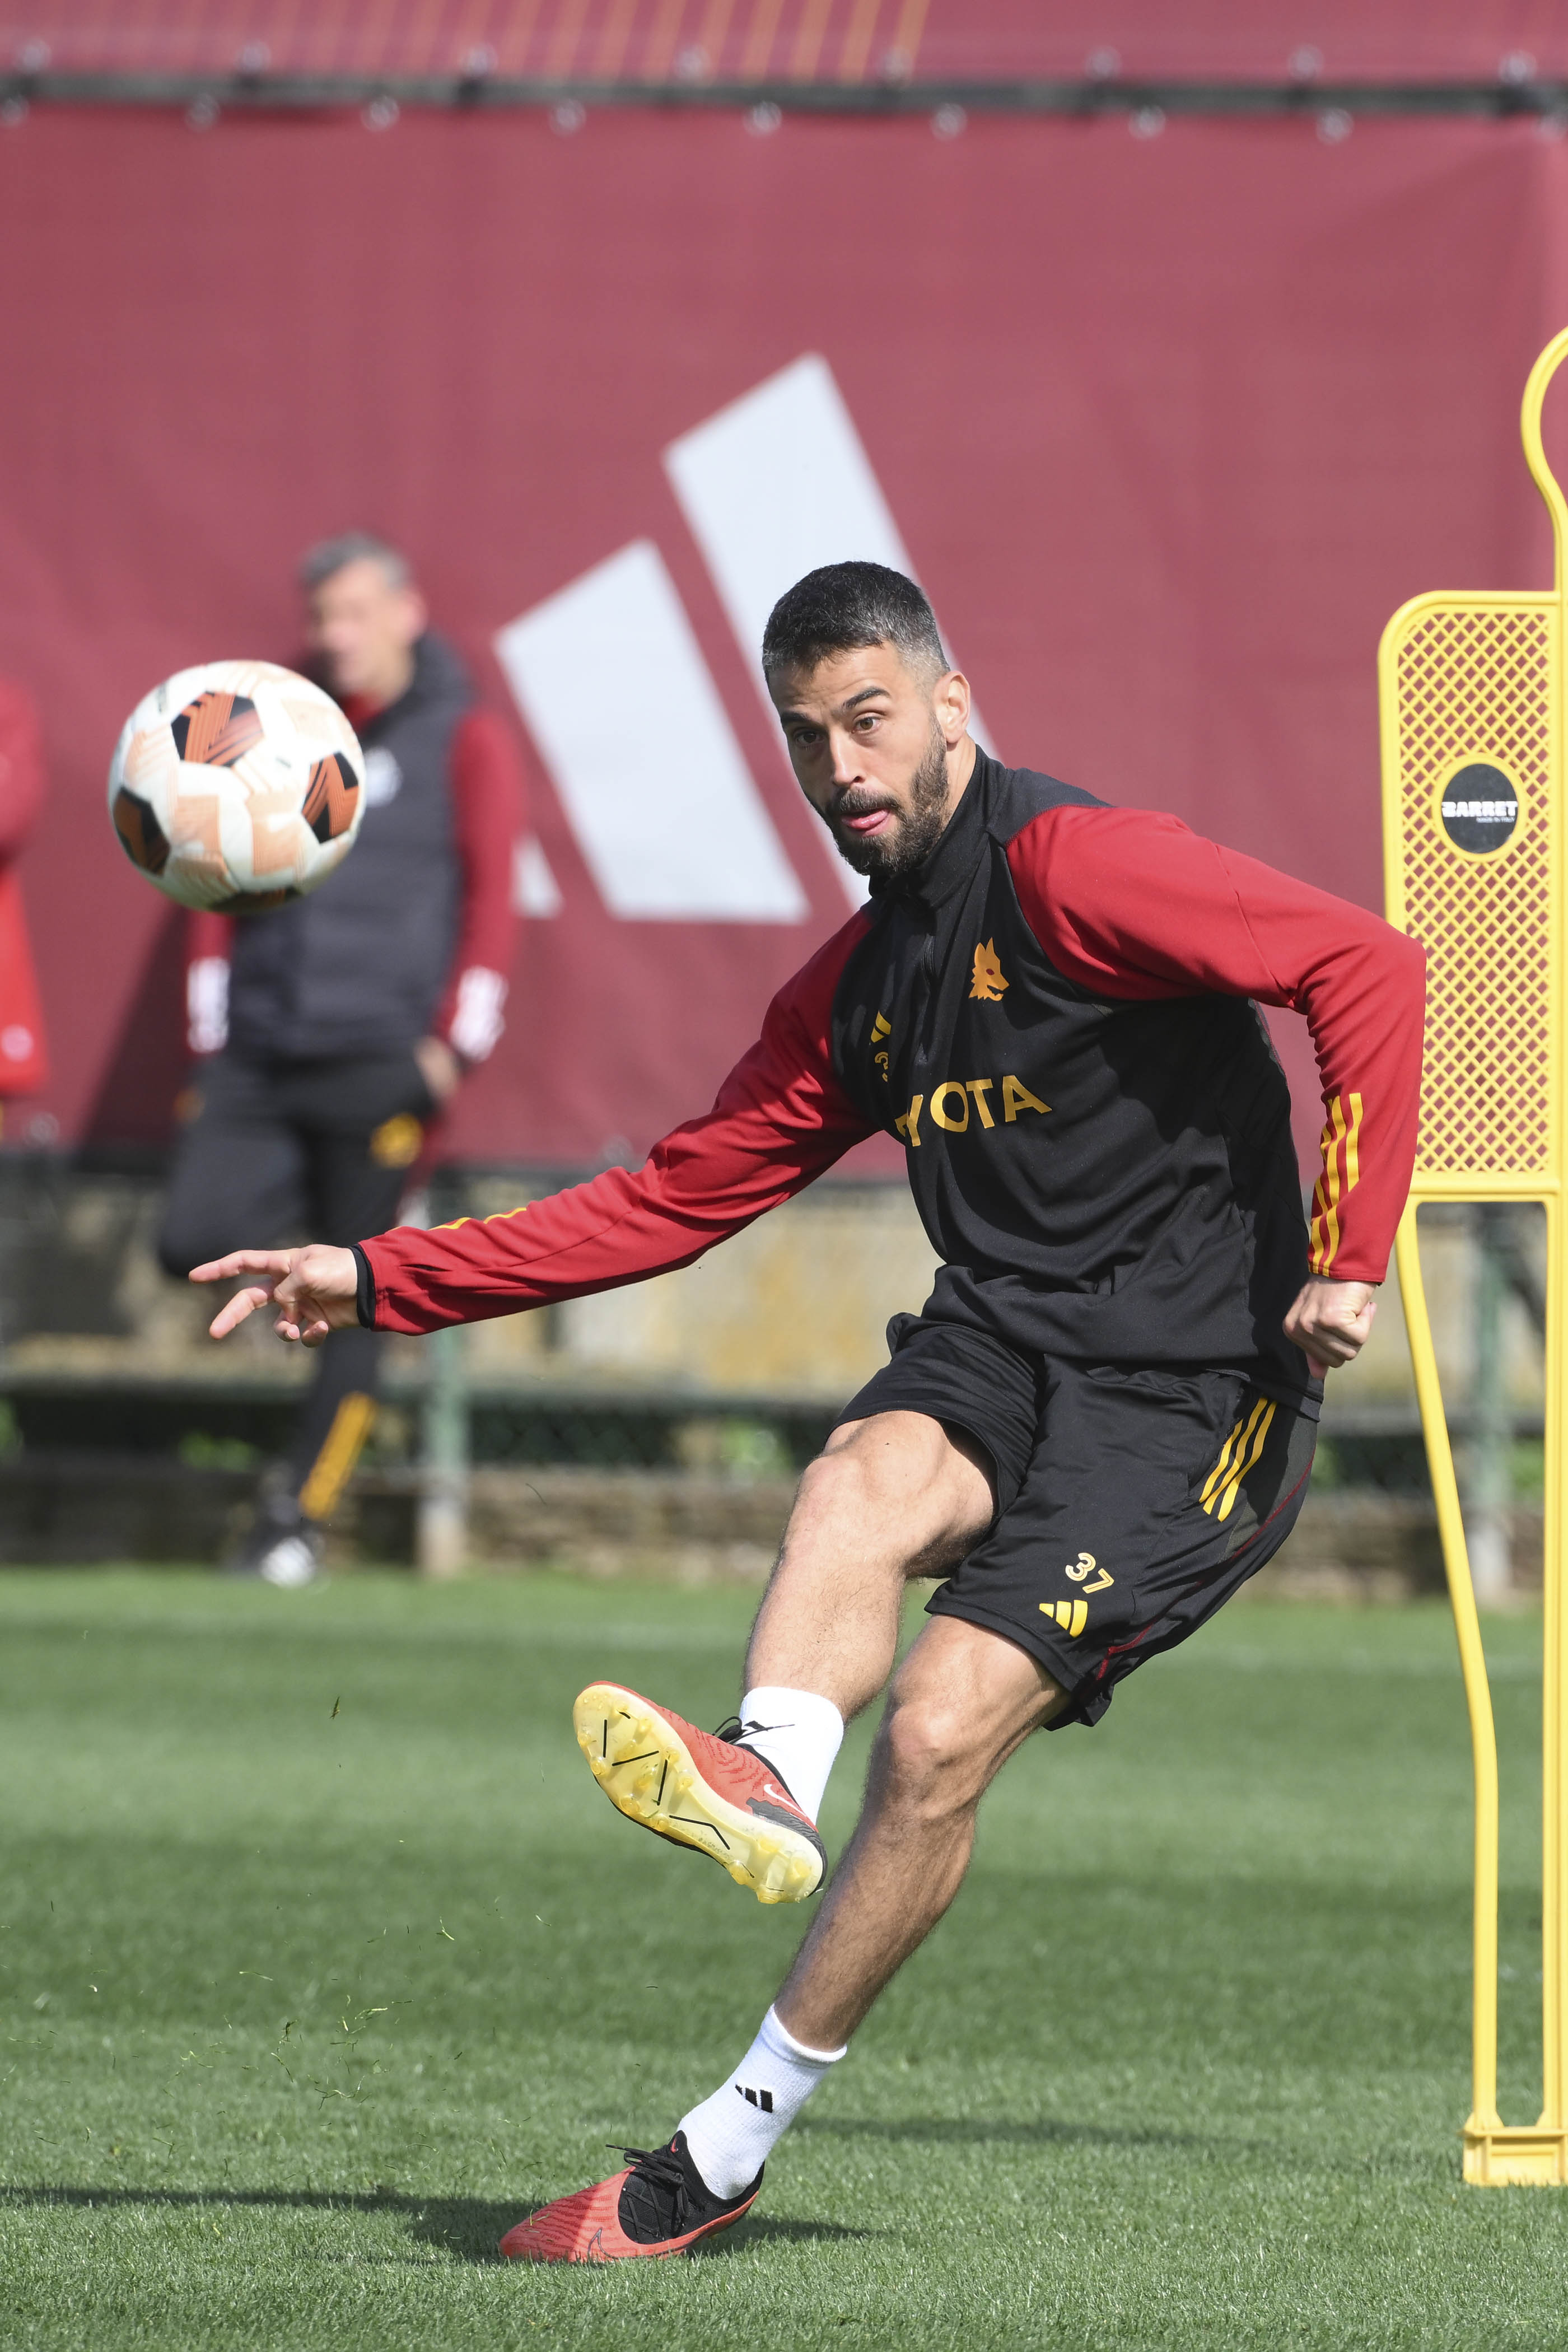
<box><xmin>826</xmin><ymin>724</ymin><xmax>950</xmax><ymax>879</ymax></box>
<box><xmin>771</xmin><ymin>643</ymin><xmax>966</xmax><ymax>885</ymax></box>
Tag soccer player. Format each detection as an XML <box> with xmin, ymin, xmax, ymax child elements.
<box><xmin>194</xmin><ymin>562</ymin><xmax>1425</xmax><ymax>2259</ymax></box>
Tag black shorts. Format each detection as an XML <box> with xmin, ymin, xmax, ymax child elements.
<box><xmin>836</xmin><ymin>1313</ymin><xmax>1319</xmax><ymax>1729</ymax></box>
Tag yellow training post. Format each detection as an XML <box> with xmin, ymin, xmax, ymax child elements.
<box><xmin>1379</xmin><ymin>326</ymin><xmax>1568</xmax><ymax>2185</ymax></box>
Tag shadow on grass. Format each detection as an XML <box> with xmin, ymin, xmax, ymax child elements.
<box><xmin>0</xmin><ymin>2184</ymin><xmax>879</xmax><ymax>2264</ymax></box>
<box><xmin>0</xmin><ymin>2185</ymin><xmax>516</xmax><ymax>2264</ymax></box>
<box><xmin>798</xmin><ymin>2118</ymin><xmax>1466</xmax><ymax>2192</ymax></box>
<box><xmin>720</xmin><ymin>2214</ymin><xmax>879</xmax><ymax>2250</ymax></box>
<box><xmin>799</xmin><ymin>2116</ymin><xmax>1231</xmax><ymax>2154</ymax></box>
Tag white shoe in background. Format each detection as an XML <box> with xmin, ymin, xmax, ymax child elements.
<box><xmin>254</xmin><ymin>1529</ymin><xmax>323</xmax><ymax>1588</ymax></box>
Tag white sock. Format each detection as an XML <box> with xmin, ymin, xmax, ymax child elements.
<box><xmin>679</xmin><ymin>2006</ymin><xmax>846</xmax><ymax>2197</ymax></box>
<box><xmin>732</xmin><ymin>1686</ymin><xmax>844</xmax><ymax>1822</ymax></box>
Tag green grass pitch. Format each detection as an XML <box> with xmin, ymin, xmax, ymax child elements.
<box><xmin>0</xmin><ymin>1568</ymin><xmax>1564</xmax><ymax>2349</ymax></box>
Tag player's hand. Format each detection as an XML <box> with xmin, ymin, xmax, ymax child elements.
<box><xmin>1282</xmin><ymin>1277</ymin><xmax>1378</xmax><ymax>1376</ymax></box>
<box><xmin>190</xmin><ymin>1245</ymin><xmax>360</xmax><ymax>1347</ymax></box>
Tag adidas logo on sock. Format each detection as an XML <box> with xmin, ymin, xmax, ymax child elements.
<box><xmin>735</xmin><ymin>2084</ymin><xmax>774</xmax><ymax>2112</ymax></box>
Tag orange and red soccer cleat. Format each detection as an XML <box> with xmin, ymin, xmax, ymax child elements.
<box><xmin>499</xmin><ymin>2133</ymin><xmax>763</xmax><ymax>2262</ymax></box>
<box><xmin>572</xmin><ymin>1682</ymin><xmax>825</xmax><ymax>1903</ymax></box>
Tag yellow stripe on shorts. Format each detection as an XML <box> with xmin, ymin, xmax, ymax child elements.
<box><xmin>1214</xmin><ymin>1401</ymin><xmax>1276</xmax><ymax>1523</ymax></box>
<box><xmin>1200</xmin><ymin>1416</ymin><xmax>1247</xmax><ymax>1510</ymax></box>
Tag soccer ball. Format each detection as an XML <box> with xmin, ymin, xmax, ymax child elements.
<box><xmin>108</xmin><ymin>660</ymin><xmax>365</xmax><ymax>912</ymax></box>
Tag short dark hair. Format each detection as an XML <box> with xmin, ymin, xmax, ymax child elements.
<box><xmin>297</xmin><ymin>530</ymin><xmax>412</xmax><ymax>594</ymax></box>
<box><xmin>762</xmin><ymin>561</ymin><xmax>948</xmax><ymax>683</ymax></box>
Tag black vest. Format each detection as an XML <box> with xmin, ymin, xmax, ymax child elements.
<box><xmin>829</xmin><ymin>754</ymin><xmax>1312</xmax><ymax>1394</ymax></box>
<box><xmin>227</xmin><ymin>634</ymin><xmax>470</xmax><ymax>1062</ymax></box>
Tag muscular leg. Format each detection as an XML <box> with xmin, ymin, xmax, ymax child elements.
<box><xmin>673</xmin><ymin>1613</ymin><xmax>1061</xmax><ymax>2196</ymax></box>
<box><xmin>775</xmin><ymin>1614</ymin><xmax>1063</xmax><ymax>2048</ymax></box>
<box><xmin>508</xmin><ymin>1616</ymin><xmax>1060</xmax><ymax>2261</ymax></box>
<box><xmin>744</xmin><ymin>1411</ymin><xmax>997</xmax><ymax>1722</ymax></box>
<box><xmin>572</xmin><ymin>1410</ymin><xmax>999</xmax><ymax>1901</ymax></box>
<box><xmin>547</xmin><ymin>1415</ymin><xmax>1058</xmax><ymax>2231</ymax></box>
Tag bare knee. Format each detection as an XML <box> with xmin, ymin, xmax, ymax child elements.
<box><xmin>793</xmin><ymin>1440</ymin><xmax>860</xmax><ymax>1519</ymax></box>
<box><xmin>869</xmin><ymin>1618</ymin><xmax>1063</xmax><ymax>1823</ymax></box>
<box><xmin>822</xmin><ymin>1410</ymin><xmax>990</xmax><ymax>1490</ymax></box>
<box><xmin>790</xmin><ymin>1413</ymin><xmax>993</xmax><ymax>1562</ymax></box>
<box><xmin>874</xmin><ymin>1693</ymin><xmax>983</xmax><ymax>1822</ymax></box>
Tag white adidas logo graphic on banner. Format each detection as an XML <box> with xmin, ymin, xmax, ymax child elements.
<box><xmin>497</xmin><ymin>353</ymin><xmax>985</xmax><ymax>924</ymax></box>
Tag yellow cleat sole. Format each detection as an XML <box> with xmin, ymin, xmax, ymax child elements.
<box><xmin>572</xmin><ymin>1682</ymin><xmax>823</xmax><ymax>1906</ymax></box>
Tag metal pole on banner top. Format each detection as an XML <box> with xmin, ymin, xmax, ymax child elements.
<box><xmin>1379</xmin><ymin>325</ymin><xmax>1568</xmax><ymax>2182</ymax></box>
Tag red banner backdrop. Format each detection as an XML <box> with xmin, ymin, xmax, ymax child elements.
<box><xmin>1</xmin><ymin>105</ymin><xmax>1565</xmax><ymax>1172</ymax></box>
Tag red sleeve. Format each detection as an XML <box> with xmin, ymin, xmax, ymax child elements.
<box><xmin>1006</xmin><ymin>804</ymin><xmax>1426</xmax><ymax>1285</ymax></box>
<box><xmin>0</xmin><ymin>680</ymin><xmax>45</xmax><ymax>865</ymax></box>
<box><xmin>361</xmin><ymin>916</ymin><xmax>876</xmax><ymax>1331</ymax></box>
<box><xmin>430</xmin><ymin>707</ymin><xmax>525</xmax><ymax>1060</ymax></box>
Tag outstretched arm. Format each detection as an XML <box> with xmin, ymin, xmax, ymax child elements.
<box><xmin>195</xmin><ymin>917</ymin><xmax>875</xmax><ymax>1343</ymax></box>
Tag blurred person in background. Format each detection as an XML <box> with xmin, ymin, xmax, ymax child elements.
<box><xmin>158</xmin><ymin>532</ymin><xmax>524</xmax><ymax>1584</ymax></box>
<box><xmin>0</xmin><ymin>678</ymin><xmax>49</xmax><ymax>1116</ymax></box>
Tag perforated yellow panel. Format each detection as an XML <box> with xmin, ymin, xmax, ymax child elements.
<box><xmin>1380</xmin><ymin>328</ymin><xmax>1568</xmax><ymax>2188</ymax></box>
<box><xmin>1387</xmin><ymin>601</ymin><xmax>1556</xmax><ymax>1178</ymax></box>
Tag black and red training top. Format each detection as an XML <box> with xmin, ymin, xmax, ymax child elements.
<box><xmin>357</xmin><ymin>754</ymin><xmax>1426</xmax><ymax>1400</ymax></box>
